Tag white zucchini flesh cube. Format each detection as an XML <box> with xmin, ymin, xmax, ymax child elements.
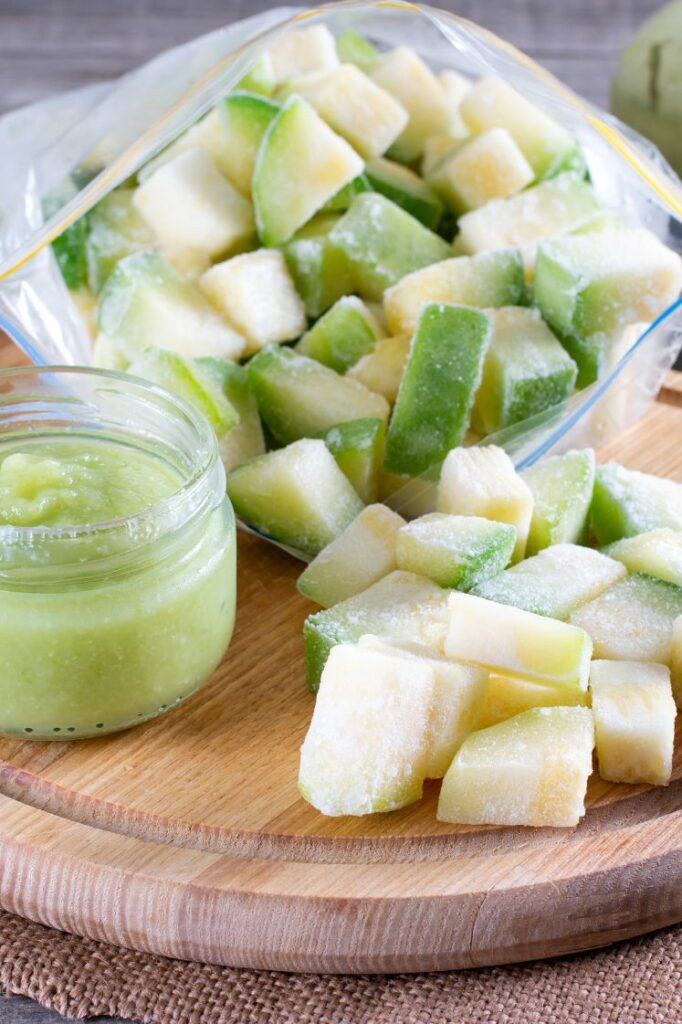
<box><xmin>253</xmin><ymin>97</ymin><xmax>364</xmax><ymax>246</ymax></box>
<box><xmin>139</xmin><ymin>109</ymin><xmax>236</xmax><ymax>186</ymax></box>
<box><xmin>429</xmin><ymin>128</ymin><xmax>534</xmax><ymax>214</ymax></box>
<box><xmin>437</xmin><ymin>446</ymin><xmax>533</xmax><ymax>562</ymax></box>
<box><xmin>454</xmin><ymin>172</ymin><xmax>600</xmax><ymax>258</ymax></box>
<box><xmin>570</xmin><ymin>574</ymin><xmax>682</xmax><ymax>668</ymax></box>
<box><xmin>159</xmin><ymin>244</ymin><xmax>212</xmax><ymax>281</ymax></box>
<box><xmin>199</xmin><ymin>249</ymin><xmax>306</xmax><ymax>355</ymax></box>
<box><xmin>607</xmin><ymin>529</ymin><xmax>682</xmax><ymax>587</ymax></box>
<box><xmin>421</xmin><ymin>134</ymin><xmax>462</xmax><ymax>177</ymax></box>
<box><xmin>227</xmin><ymin>438</ymin><xmax>363</xmax><ymax>559</ymax></box>
<box><xmin>479</xmin><ymin>673</ymin><xmax>589</xmax><ymax>730</ymax></box>
<box><xmin>445</xmin><ymin>592</ymin><xmax>593</xmax><ymax>692</ymax></box>
<box><xmin>358</xmin><ymin>636</ymin><xmax>489</xmax><ymax>778</ymax></box>
<box><xmin>383</xmin><ymin>249</ymin><xmax>525</xmax><ymax>336</ymax></box>
<box><xmin>437</xmin><ymin>706</ymin><xmax>595</xmax><ymax>827</ymax></box>
<box><xmin>438</xmin><ymin>70</ymin><xmax>472</xmax><ymax>139</ymax></box>
<box><xmin>460</xmin><ymin>77</ymin><xmax>578</xmax><ymax>180</ymax></box>
<box><xmin>297</xmin><ymin>504</ymin><xmax>406</xmax><ymax>608</ymax></box>
<box><xmin>133</xmin><ymin>148</ymin><xmax>255</xmax><ymax>259</ymax></box>
<box><xmin>346</xmin><ymin>332</ymin><xmax>412</xmax><ymax>403</ymax></box>
<box><xmin>267</xmin><ymin>25</ymin><xmax>339</xmax><ymax>84</ymax></box>
<box><xmin>474</xmin><ymin>544</ymin><xmax>626</xmax><ymax>620</ymax></box>
<box><xmin>286</xmin><ymin>63</ymin><xmax>408</xmax><ymax>159</ymax></box>
<box><xmin>590</xmin><ymin>660</ymin><xmax>676</xmax><ymax>786</ymax></box>
<box><xmin>370</xmin><ymin>47</ymin><xmax>450</xmax><ymax>161</ymax></box>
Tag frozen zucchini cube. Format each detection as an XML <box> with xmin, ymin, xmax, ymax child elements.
<box><xmin>522</xmin><ymin>448</ymin><xmax>596</xmax><ymax>555</ymax></box>
<box><xmin>336</xmin><ymin>30</ymin><xmax>379</xmax><ymax>72</ymax></box>
<box><xmin>329</xmin><ymin>193</ymin><xmax>451</xmax><ymax>302</ymax></box>
<box><xmin>85</xmin><ymin>189</ymin><xmax>154</xmax><ymax>294</ymax></box>
<box><xmin>44</xmin><ymin>191</ymin><xmax>88</xmax><ymax>290</ymax></box>
<box><xmin>446</xmin><ymin>592</ymin><xmax>592</xmax><ymax>692</ymax></box>
<box><xmin>438</xmin><ymin>69</ymin><xmax>472</xmax><ymax>139</ymax></box>
<box><xmin>384</xmin><ymin>249</ymin><xmax>526</xmax><ymax>335</ymax></box>
<box><xmin>478</xmin><ymin>673</ymin><xmax>589</xmax><ymax>730</ymax></box>
<box><xmin>267</xmin><ymin>25</ymin><xmax>339</xmax><ymax>83</ymax></box>
<box><xmin>534</xmin><ymin>230</ymin><xmax>682</xmax><ymax>386</ymax></box>
<box><xmin>396</xmin><ymin>513</ymin><xmax>515</xmax><ymax>590</ymax></box>
<box><xmin>607</xmin><ymin>529</ymin><xmax>682</xmax><ymax>587</ymax></box>
<box><xmin>216</xmin><ymin>93</ymin><xmax>281</xmax><ymax>196</ymax></box>
<box><xmin>384</xmin><ymin>305</ymin><xmax>491</xmax><ymax>477</ymax></box>
<box><xmin>346</xmin><ymin>332</ymin><xmax>412</xmax><ymax>404</ymax></box>
<box><xmin>296</xmin><ymin>296</ymin><xmax>379</xmax><ymax>372</ymax></box>
<box><xmin>96</xmin><ymin>250</ymin><xmax>246</xmax><ymax>361</ymax></box>
<box><xmin>474</xmin><ymin>543</ymin><xmax>626</xmax><ymax>619</ymax></box>
<box><xmin>379</xmin><ymin>471</ymin><xmax>440</xmax><ymax>519</ymax></box>
<box><xmin>253</xmin><ymin>97</ymin><xmax>364</xmax><ymax>246</ymax></box>
<box><xmin>364</xmin><ymin>157</ymin><xmax>443</xmax><ymax>231</ymax></box>
<box><xmin>421</xmin><ymin>134</ymin><xmax>461</xmax><ymax>177</ymax></box>
<box><xmin>437</xmin><ymin>446</ymin><xmax>533</xmax><ymax>562</ymax></box>
<box><xmin>590</xmin><ymin>660</ymin><xmax>675</xmax><ymax>786</ymax></box>
<box><xmin>437</xmin><ymin>706</ymin><xmax>595</xmax><ymax>827</ymax></box>
<box><xmin>591</xmin><ymin>462</ymin><xmax>682</xmax><ymax>545</ymax></box>
<box><xmin>321</xmin><ymin>417</ymin><xmax>385</xmax><ymax>504</ymax></box>
<box><xmin>304</xmin><ymin>569</ymin><xmax>449</xmax><ymax>691</ymax></box>
<box><xmin>236</xmin><ymin>54</ymin><xmax>276</xmax><ymax>97</ymax></box>
<box><xmin>284</xmin><ymin>63</ymin><xmax>408</xmax><ymax>158</ymax></box>
<box><xmin>321</xmin><ymin>174</ymin><xmax>371</xmax><ymax>213</ymax></box>
<box><xmin>429</xmin><ymin>128</ymin><xmax>533</xmax><ymax>214</ymax></box>
<box><xmin>128</xmin><ymin>348</ymin><xmax>238</xmax><ymax>437</ymax></box>
<box><xmin>359</xmin><ymin>636</ymin><xmax>488</xmax><ymax>777</ymax></box>
<box><xmin>460</xmin><ymin>77</ymin><xmax>582</xmax><ymax>180</ymax></box>
<box><xmin>227</xmin><ymin>438</ymin><xmax>363</xmax><ymax>558</ymax></box>
<box><xmin>247</xmin><ymin>346</ymin><xmax>389</xmax><ymax>446</ymax></box>
<box><xmin>472</xmin><ymin>306</ymin><xmax>577</xmax><ymax>435</ymax></box>
<box><xmin>454</xmin><ymin>172</ymin><xmax>600</xmax><ymax>258</ymax></box>
<box><xmin>133</xmin><ymin>148</ymin><xmax>255</xmax><ymax>259</ymax></box>
<box><xmin>199</xmin><ymin>249</ymin><xmax>306</xmax><ymax>355</ymax></box>
<box><xmin>195</xmin><ymin>358</ymin><xmax>266</xmax><ymax>471</ymax></box>
<box><xmin>371</xmin><ymin>47</ymin><xmax>450</xmax><ymax>161</ymax></box>
<box><xmin>570</xmin><ymin>574</ymin><xmax>682</xmax><ymax>667</ymax></box>
<box><xmin>297</xmin><ymin>503</ymin><xmax>405</xmax><ymax>607</ymax></box>
<box><xmin>282</xmin><ymin>213</ymin><xmax>354</xmax><ymax>318</ymax></box>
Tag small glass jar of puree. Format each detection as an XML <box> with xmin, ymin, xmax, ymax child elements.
<box><xmin>0</xmin><ymin>366</ymin><xmax>236</xmax><ymax>739</ymax></box>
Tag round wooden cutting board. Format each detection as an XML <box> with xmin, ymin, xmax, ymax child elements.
<box><xmin>0</xmin><ymin>370</ymin><xmax>681</xmax><ymax>974</ymax></box>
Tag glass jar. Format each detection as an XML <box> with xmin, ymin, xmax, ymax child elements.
<box><xmin>0</xmin><ymin>366</ymin><xmax>236</xmax><ymax>739</ymax></box>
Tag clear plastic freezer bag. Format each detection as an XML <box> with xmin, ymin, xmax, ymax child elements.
<box><xmin>1</xmin><ymin>0</ymin><xmax>682</xmax><ymax>547</ymax></box>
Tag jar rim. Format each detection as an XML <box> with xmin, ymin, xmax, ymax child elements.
<box><xmin>0</xmin><ymin>364</ymin><xmax>223</xmax><ymax>562</ymax></box>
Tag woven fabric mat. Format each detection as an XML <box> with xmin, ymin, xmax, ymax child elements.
<box><xmin>0</xmin><ymin>911</ymin><xmax>680</xmax><ymax>1024</ymax></box>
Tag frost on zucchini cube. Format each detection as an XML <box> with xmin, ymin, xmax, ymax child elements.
<box><xmin>437</xmin><ymin>446</ymin><xmax>533</xmax><ymax>562</ymax></box>
<box><xmin>321</xmin><ymin>417</ymin><xmax>385</xmax><ymax>504</ymax></box>
<box><xmin>460</xmin><ymin>77</ymin><xmax>583</xmax><ymax>180</ymax></box>
<box><xmin>296</xmin><ymin>296</ymin><xmax>380</xmax><ymax>373</ymax></box>
<box><xmin>534</xmin><ymin>229</ymin><xmax>682</xmax><ymax>387</ymax></box>
<box><xmin>298</xmin><ymin>638</ymin><xmax>486</xmax><ymax>816</ymax></box>
<box><xmin>570</xmin><ymin>574</ymin><xmax>682</xmax><ymax>670</ymax></box>
<box><xmin>591</xmin><ymin>462</ymin><xmax>682</xmax><ymax>545</ymax></box>
<box><xmin>96</xmin><ymin>250</ymin><xmax>246</xmax><ymax>361</ymax></box>
<box><xmin>133</xmin><ymin>148</ymin><xmax>255</xmax><ymax>259</ymax></box>
<box><xmin>247</xmin><ymin>345</ymin><xmax>389</xmax><ymax>446</ymax></box>
<box><xmin>384</xmin><ymin>305</ymin><xmax>491</xmax><ymax>477</ymax></box>
<box><xmin>472</xmin><ymin>306</ymin><xmax>577</xmax><ymax>435</ymax></box>
<box><xmin>364</xmin><ymin>157</ymin><xmax>443</xmax><ymax>231</ymax></box>
<box><xmin>445</xmin><ymin>591</ymin><xmax>593</xmax><ymax>692</ymax></box>
<box><xmin>371</xmin><ymin>47</ymin><xmax>450</xmax><ymax>162</ymax></box>
<box><xmin>590</xmin><ymin>660</ymin><xmax>676</xmax><ymax>787</ymax></box>
<box><xmin>473</xmin><ymin>543</ymin><xmax>626</xmax><ymax>619</ymax></box>
<box><xmin>478</xmin><ymin>673</ymin><xmax>589</xmax><ymax>731</ymax></box>
<box><xmin>85</xmin><ymin>189</ymin><xmax>154</xmax><ymax>294</ymax></box>
<box><xmin>196</xmin><ymin>358</ymin><xmax>266</xmax><ymax>471</ymax></box>
<box><xmin>284</xmin><ymin>63</ymin><xmax>408</xmax><ymax>159</ymax></box>
<box><xmin>200</xmin><ymin>249</ymin><xmax>306</xmax><ymax>355</ymax></box>
<box><xmin>227</xmin><ymin>438</ymin><xmax>363</xmax><ymax>559</ymax></box>
<box><xmin>267</xmin><ymin>25</ymin><xmax>339</xmax><ymax>83</ymax></box>
<box><xmin>607</xmin><ymin>528</ymin><xmax>682</xmax><ymax>587</ymax></box>
<box><xmin>521</xmin><ymin>449</ymin><xmax>596</xmax><ymax>555</ymax></box>
<box><xmin>297</xmin><ymin>504</ymin><xmax>405</xmax><ymax>608</ymax></box>
<box><xmin>396</xmin><ymin>513</ymin><xmax>515</xmax><ymax>590</ymax></box>
<box><xmin>253</xmin><ymin>97</ymin><xmax>364</xmax><ymax>246</ymax></box>
<box><xmin>437</xmin><ymin>706</ymin><xmax>595</xmax><ymax>828</ymax></box>
<box><xmin>347</xmin><ymin>332</ymin><xmax>412</xmax><ymax>404</ymax></box>
<box><xmin>303</xmin><ymin>570</ymin><xmax>449</xmax><ymax>691</ymax></box>
<box><xmin>328</xmin><ymin>193</ymin><xmax>451</xmax><ymax>302</ymax></box>
<box><xmin>383</xmin><ymin>249</ymin><xmax>526</xmax><ymax>336</ymax></box>
<box><xmin>428</xmin><ymin>128</ymin><xmax>533</xmax><ymax>214</ymax></box>
<box><xmin>282</xmin><ymin>213</ymin><xmax>354</xmax><ymax>318</ymax></box>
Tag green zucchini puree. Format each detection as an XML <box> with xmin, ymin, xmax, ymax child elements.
<box><xmin>0</xmin><ymin>437</ymin><xmax>236</xmax><ymax>738</ymax></box>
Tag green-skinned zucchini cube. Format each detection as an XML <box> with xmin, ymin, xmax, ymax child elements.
<box><xmin>336</xmin><ymin>30</ymin><xmax>379</xmax><ymax>72</ymax></box>
<box><xmin>591</xmin><ymin>462</ymin><xmax>682</xmax><ymax>545</ymax></box>
<box><xmin>196</xmin><ymin>358</ymin><xmax>266</xmax><ymax>470</ymax></box>
<box><xmin>521</xmin><ymin>448</ymin><xmax>595</xmax><ymax>555</ymax></box>
<box><xmin>320</xmin><ymin>417</ymin><xmax>385</xmax><ymax>503</ymax></box>
<box><xmin>281</xmin><ymin>213</ymin><xmax>354</xmax><ymax>318</ymax></box>
<box><xmin>296</xmin><ymin>296</ymin><xmax>380</xmax><ymax>373</ymax></box>
<box><xmin>364</xmin><ymin>157</ymin><xmax>443</xmax><ymax>230</ymax></box>
<box><xmin>85</xmin><ymin>188</ymin><xmax>154</xmax><ymax>294</ymax></box>
<box><xmin>396</xmin><ymin>513</ymin><xmax>516</xmax><ymax>590</ymax></box>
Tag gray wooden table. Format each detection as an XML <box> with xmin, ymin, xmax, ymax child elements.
<box><xmin>0</xmin><ymin>0</ymin><xmax>665</xmax><ymax>1021</ymax></box>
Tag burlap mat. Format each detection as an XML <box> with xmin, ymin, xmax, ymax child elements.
<box><xmin>0</xmin><ymin>910</ymin><xmax>680</xmax><ymax>1023</ymax></box>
